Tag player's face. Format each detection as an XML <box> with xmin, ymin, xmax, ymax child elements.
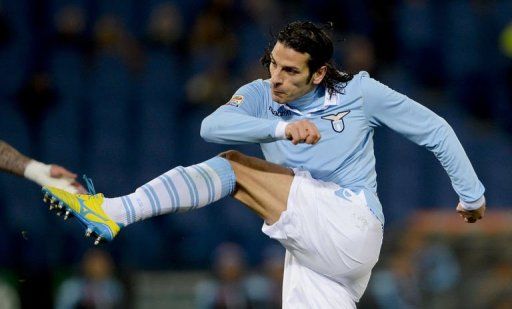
<box><xmin>269</xmin><ymin>42</ymin><xmax>325</xmax><ymax>104</ymax></box>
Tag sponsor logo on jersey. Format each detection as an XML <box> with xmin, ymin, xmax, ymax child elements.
<box><xmin>321</xmin><ymin>111</ymin><xmax>350</xmax><ymax>133</ymax></box>
<box><xmin>268</xmin><ymin>106</ymin><xmax>292</xmax><ymax>117</ymax></box>
<box><xmin>226</xmin><ymin>95</ymin><xmax>244</xmax><ymax>107</ymax></box>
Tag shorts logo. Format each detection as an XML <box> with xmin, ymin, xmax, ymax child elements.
<box><xmin>321</xmin><ymin>111</ymin><xmax>350</xmax><ymax>133</ymax></box>
<box><xmin>226</xmin><ymin>95</ymin><xmax>244</xmax><ymax>107</ymax></box>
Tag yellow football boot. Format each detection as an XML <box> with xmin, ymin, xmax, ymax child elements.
<box><xmin>42</xmin><ymin>185</ymin><xmax>122</xmax><ymax>244</ymax></box>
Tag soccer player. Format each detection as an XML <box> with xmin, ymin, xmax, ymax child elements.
<box><xmin>0</xmin><ymin>140</ymin><xmax>85</xmax><ymax>193</ymax></box>
<box><xmin>42</xmin><ymin>21</ymin><xmax>485</xmax><ymax>307</ymax></box>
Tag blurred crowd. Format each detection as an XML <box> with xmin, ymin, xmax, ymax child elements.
<box><xmin>195</xmin><ymin>242</ymin><xmax>283</xmax><ymax>308</ymax></box>
<box><xmin>0</xmin><ymin>0</ymin><xmax>511</xmax><ymax>307</ymax></box>
<box><xmin>362</xmin><ymin>211</ymin><xmax>512</xmax><ymax>309</ymax></box>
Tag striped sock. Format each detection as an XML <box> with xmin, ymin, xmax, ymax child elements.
<box><xmin>102</xmin><ymin>157</ymin><xmax>236</xmax><ymax>225</ymax></box>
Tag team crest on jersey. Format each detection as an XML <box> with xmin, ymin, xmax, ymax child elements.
<box><xmin>226</xmin><ymin>95</ymin><xmax>244</xmax><ymax>107</ymax></box>
<box><xmin>321</xmin><ymin>111</ymin><xmax>350</xmax><ymax>133</ymax></box>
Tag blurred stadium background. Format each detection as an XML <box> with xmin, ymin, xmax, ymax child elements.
<box><xmin>0</xmin><ymin>0</ymin><xmax>511</xmax><ymax>308</ymax></box>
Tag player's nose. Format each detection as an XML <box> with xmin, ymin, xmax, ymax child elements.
<box><xmin>271</xmin><ymin>79</ymin><xmax>283</xmax><ymax>90</ymax></box>
<box><xmin>270</xmin><ymin>71</ymin><xmax>283</xmax><ymax>86</ymax></box>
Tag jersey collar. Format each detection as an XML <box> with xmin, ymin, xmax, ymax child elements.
<box><xmin>282</xmin><ymin>87</ymin><xmax>340</xmax><ymax>116</ymax></box>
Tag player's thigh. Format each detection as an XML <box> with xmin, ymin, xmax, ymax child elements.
<box><xmin>220</xmin><ymin>150</ymin><xmax>294</xmax><ymax>224</ymax></box>
<box><xmin>263</xmin><ymin>169</ymin><xmax>383</xmax><ymax>291</ymax></box>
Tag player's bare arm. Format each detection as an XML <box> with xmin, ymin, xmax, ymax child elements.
<box><xmin>0</xmin><ymin>139</ymin><xmax>31</xmax><ymax>176</ymax></box>
<box><xmin>0</xmin><ymin>140</ymin><xmax>85</xmax><ymax>193</ymax></box>
<box><xmin>456</xmin><ymin>202</ymin><xmax>486</xmax><ymax>223</ymax></box>
<box><xmin>285</xmin><ymin>119</ymin><xmax>321</xmax><ymax>145</ymax></box>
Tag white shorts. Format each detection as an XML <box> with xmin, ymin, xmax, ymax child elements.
<box><xmin>262</xmin><ymin>169</ymin><xmax>383</xmax><ymax>308</ymax></box>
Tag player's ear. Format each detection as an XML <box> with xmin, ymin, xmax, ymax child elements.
<box><xmin>312</xmin><ymin>65</ymin><xmax>327</xmax><ymax>85</ymax></box>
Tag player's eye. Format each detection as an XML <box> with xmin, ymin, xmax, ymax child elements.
<box><xmin>284</xmin><ymin>68</ymin><xmax>298</xmax><ymax>75</ymax></box>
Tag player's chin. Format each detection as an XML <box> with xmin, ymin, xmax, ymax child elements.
<box><xmin>272</xmin><ymin>95</ymin><xmax>284</xmax><ymax>104</ymax></box>
<box><xmin>271</xmin><ymin>92</ymin><xmax>289</xmax><ymax>104</ymax></box>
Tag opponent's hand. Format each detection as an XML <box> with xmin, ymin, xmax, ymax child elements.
<box><xmin>50</xmin><ymin>164</ymin><xmax>77</xmax><ymax>179</ymax></box>
<box><xmin>50</xmin><ymin>164</ymin><xmax>87</xmax><ymax>194</ymax></box>
<box><xmin>285</xmin><ymin>120</ymin><xmax>321</xmax><ymax>145</ymax></box>
<box><xmin>456</xmin><ymin>202</ymin><xmax>486</xmax><ymax>223</ymax></box>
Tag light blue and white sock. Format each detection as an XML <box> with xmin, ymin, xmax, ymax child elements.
<box><xmin>102</xmin><ymin>157</ymin><xmax>235</xmax><ymax>225</ymax></box>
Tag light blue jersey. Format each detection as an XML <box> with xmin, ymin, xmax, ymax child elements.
<box><xmin>201</xmin><ymin>71</ymin><xmax>485</xmax><ymax>224</ymax></box>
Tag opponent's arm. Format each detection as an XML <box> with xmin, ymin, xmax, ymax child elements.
<box><xmin>360</xmin><ymin>74</ymin><xmax>485</xmax><ymax>222</ymax></box>
<box><xmin>0</xmin><ymin>139</ymin><xmax>30</xmax><ymax>176</ymax></box>
<box><xmin>0</xmin><ymin>140</ymin><xmax>85</xmax><ymax>193</ymax></box>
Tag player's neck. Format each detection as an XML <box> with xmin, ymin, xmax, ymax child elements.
<box><xmin>286</xmin><ymin>85</ymin><xmax>324</xmax><ymax>111</ymax></box>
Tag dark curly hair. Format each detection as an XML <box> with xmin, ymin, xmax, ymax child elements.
<box><xmin>261</xmin><ymin>21</ymin><xmax>353</xmax><ymax>97</ymax></box>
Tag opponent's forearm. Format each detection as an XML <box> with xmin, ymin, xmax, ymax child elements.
<box><xmin>0</xmin><ymin>140</ymin><xmax>31</xmax><ymax>176</ymax></box>
<box><xmin>0</xmin><ymin>140</ymin><xmax>81</xmax><ymax>193</ymax></box>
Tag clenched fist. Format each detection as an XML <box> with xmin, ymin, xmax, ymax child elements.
<box><xmin>285</xmin><ymin>120</ymin><xmax>321</xmax><ymax>145</ymax></box>
<box><xmin>456</xmin><ymin>202</ymin><xmax>486</xmax><ymax>223</ymax></box>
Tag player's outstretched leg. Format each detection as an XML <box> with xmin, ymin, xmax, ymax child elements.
<box><xmin>42</xmin><ymin>156</ymin><xmax>235</xmax><ymax>244</ymax></box>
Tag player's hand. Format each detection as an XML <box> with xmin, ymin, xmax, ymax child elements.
<box><xmin>285</xmin><ymin>120</ymin><xmax>321</xmax><ymax>145</ymax></box>
<box><xmin>456</xmin><ymin>202</ymin><xmax>486</xmax><ymax>223</ymax></box>
<box><xmin>50</xmin><ymin>164</ymin><xmax>87</xmax><ymax>194</ymax></box>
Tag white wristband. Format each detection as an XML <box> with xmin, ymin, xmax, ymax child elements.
<box><xmin>275</xmin><ymin>121</ymin><xmax>289</xmax><ymax>140</ymax></box>
<box><xmin>24</xmin><ymin>160</ymin><xmax>51</xmax><ymax>183</ymax></box>
<box><xmin>24</xmin><ymin>160</ymin><xmax>78</xmax><ymax>193</ymax></box>
<box><xmin>460</xmin><ymin>195</ymin><xmax>486</xmax><ymax>211</ymax></box>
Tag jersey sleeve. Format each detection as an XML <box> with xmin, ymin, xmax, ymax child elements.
<box><xmin>200</xmin><ymin>81</ymin><xmax>283</xmax><ymax>144</ymax></box>
<box><xmin>360</xmin><ymin>72</ymin><xmax>485</xmax><ymax>206</ymax></box>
